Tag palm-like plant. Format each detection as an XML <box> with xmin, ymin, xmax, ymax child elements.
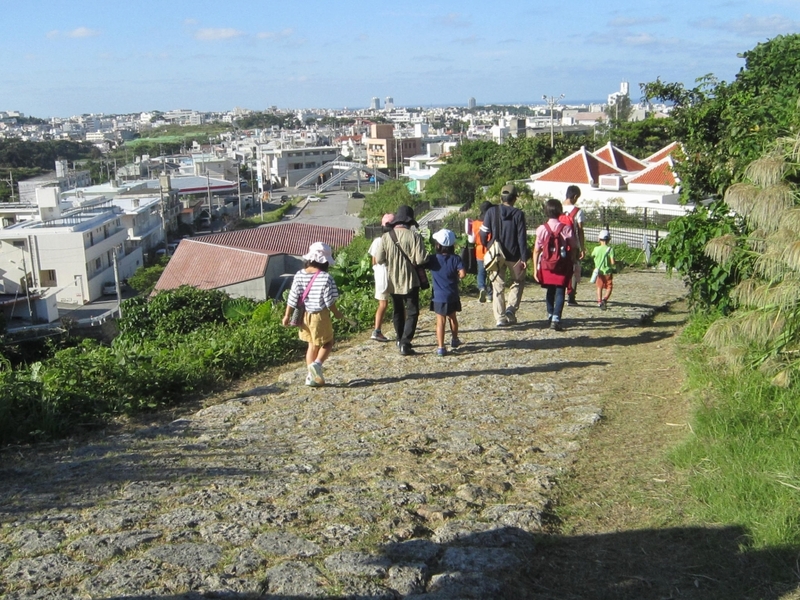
<box><xmin>703</xmin><ymin>130</ymin><xmax>800</xmax><ymax>386</ymax></box>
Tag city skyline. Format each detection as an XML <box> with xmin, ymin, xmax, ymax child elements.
<box><xmin>2</xmin><ymin>0</ymin><xmax>799</xmax><ymax>117</ymax></box>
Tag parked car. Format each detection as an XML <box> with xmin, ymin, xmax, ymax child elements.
<box><xmin>102</xmin><ymin>281</ymin><xmax>118</xmax><ymax>295</ymax></box>
<box><xmin>307</xmin><ymin>195</ymin><xmax>323</xmax><ymax>202</ymax></box>
<box><xmin>280</xmin><ymin>194</ymin><xmax>291</xmax><ymax>202</ymax></box>
<box><xmin>351</xmin><ymin>191</ymin><xmax>365</xmax><ymax>199</ymax></box>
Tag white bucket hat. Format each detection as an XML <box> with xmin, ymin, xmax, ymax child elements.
<box><xmin>303</xmin><ymin>242</ymin><xmax>334</xmax><ymax>264</ymax></box>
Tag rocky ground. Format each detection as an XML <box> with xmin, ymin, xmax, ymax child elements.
<box><xmin>0</xmin><ymin>270</ymin><xmax>687</xmax><ymax>599</ymax></box>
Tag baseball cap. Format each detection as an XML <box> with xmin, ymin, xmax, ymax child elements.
<box><xmin>500</xmin><ymin>185</ymin><xmax>517</xmax><ymax>201</ymax></box>
<box><xmin>432</xmin><ymin>228</ymin><xmax>456</xmax><ymax>247</ymax></box>
<box><xmin>598</xmin><ymin>230</ymin><xmax>611</xmax><ymax>241</ymax></box>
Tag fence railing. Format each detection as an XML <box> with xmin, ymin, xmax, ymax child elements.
<box><xmin>521</xmin><ymin>204</ymin><xmax>685</xmax><ymax>252</ymax></box>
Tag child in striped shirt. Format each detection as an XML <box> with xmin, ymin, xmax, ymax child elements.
<box><xmin>282</xmin><ymin>242</ymin><xmax>346</xmax><ymax>387</ymax></box>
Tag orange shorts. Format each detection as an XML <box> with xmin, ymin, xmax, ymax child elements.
<box><xmin>595</xmin><ymin>274</ymin><xmax>613</xmax><ymax>292</ymax></box>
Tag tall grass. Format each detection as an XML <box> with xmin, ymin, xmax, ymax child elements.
<box><xmin>674</xmin><ymin>317</ymin><xmax>800</xmax><ymax>548</ymax></box>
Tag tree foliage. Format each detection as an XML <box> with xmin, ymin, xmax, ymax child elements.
<box><xmin>424</xmin><ymin>162</ymin><xmax>482</xmax><ymax>206</ymax></box>
<box><xmin>643</xmin><ymin>34</ymin><xmax>800</xmax><ymax>201</ymax></box>
<box><xmin>236</xmin><ymin>111</ymin><xmax>301</xmax><ymax>130</ymax></box>
<box><xmin>359</xmin><ymin>180</ymin><xmax>420</xmax><ymax>223</ymax></box>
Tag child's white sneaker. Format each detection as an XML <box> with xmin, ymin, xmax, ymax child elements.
<box><xmin>308</xmin><ymin>362</ymin><xmax>325</xmax><ymax>385</ymax></box>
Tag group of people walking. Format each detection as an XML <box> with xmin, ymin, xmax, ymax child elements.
<box><xmin>282</xmin><ymin>185</ymin><xmax>616</xmax><ymax>387</ymax></box>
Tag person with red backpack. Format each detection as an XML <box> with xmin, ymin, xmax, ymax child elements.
<box><xmin>533</xmin><ymin>198</ymin><xmax>577</xmax><ymax>331</ymax></box>
<box><xmin>560</xmin><ymin>185</ymin><xmax>585</xmax><ymax>305</ymax></box>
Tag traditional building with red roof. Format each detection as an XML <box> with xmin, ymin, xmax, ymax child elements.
<box><xmin>526</xmin><ymin>142</ymin><xmax>683</xmax><ymax>209</ymax></box>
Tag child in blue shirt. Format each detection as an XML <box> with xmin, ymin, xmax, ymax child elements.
<box><xmin>428</xmin><ymin>229</ymin><xmax>466</xmax><ymax>356</ymax></box>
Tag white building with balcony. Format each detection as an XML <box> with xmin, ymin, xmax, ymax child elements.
<box><xmin>0</xmin><ymin>203</ymin><xmax>143</xmax><ymax>306</ymax></box>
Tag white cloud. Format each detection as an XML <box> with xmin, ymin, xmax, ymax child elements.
<box><xmin>67</xmin><ymin>27</ymin><xmax>100</xmax><ymax>38</ymax></box>
<box><xmin>438</xmin><ymin>13</ymin><xmax>471</xmax><ymax>28</ymax></box>
<box><xmin>194</xmin><ymin>28</ymin><xmax>244</xmax><ymax>41</ymax></box>
<box><xmin>256</xmin><ymin>28</ymin><xmax>294</xmax><ymax>40</ymax></box>
<box><xmin>609</xmin><ymin>16</ymin><xmax>667</xmax><ymax>27</ymax></box>
<box><xmin>453</xmin><ymin>35</ymin><xmax>481</xmax><ymax>45</ymax></box>
<box><xmin>46</xmin><ymin>30</ymin><xmax>59</xmax><ymax>39</ymax></box>
<box><xmin>693</xmin><ymin>13</ymin><xmax>800</xmax><ymax>37</ymax></box>
<box><xmin>623</xmin><ymin>33</ymin><xmax>658</xmax><ymax>45</ymax></box>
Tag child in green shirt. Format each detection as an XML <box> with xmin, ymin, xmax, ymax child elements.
<box><xmin>591</xmin><ymin>230</ymin><xmax>616</xmax><ymax>310</ymax></box>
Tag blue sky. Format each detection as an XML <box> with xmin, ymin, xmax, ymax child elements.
<box><xmin>2</xmin><ymin>0</ymin><xmax>798</xmax><ymax>117</ymax></box>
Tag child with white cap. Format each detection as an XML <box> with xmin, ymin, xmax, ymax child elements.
<box><xmin>428</xmin><ymin>228</ymin><xmax>466</xmax><ymax>356</ymax></box>
<box><xmin>282</xmin><ymin>242</ymin><xmax>347</xmax><ymax>387</ymax></box>
<box><xmin>591</xmin><ymin>230</ymin><xmax>616</xmax><ymax>310</ymax></box>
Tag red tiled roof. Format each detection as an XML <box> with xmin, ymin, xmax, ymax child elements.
<box><xmin>154</xmin><ymin>240</ymin><xmax>274</xmax><ymax>292</ymax></box>
<box><xmin>644</xmin><ymin>142</ymin><xmax>680</xmax><ymax>164</ymax></box>
<box><xmin>592</xmin><ymin>142</ymin><xmax>647</xmax><ymax>172</ymax></box>
<box><xmin>199</xmin><ymin>222</ymin><xmax>354</xmax><ymax>256</ymax></box>
<box><xmin>534</xmin><ymin>146</ymin><xmax>621</xmax><ymax>185</ymax></box>
<box><xmin>628</xmin><ymin>157</ymin><xmax>678</xmax><ymax>187</ymax></box>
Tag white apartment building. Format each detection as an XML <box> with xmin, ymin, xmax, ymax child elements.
<box><xmin>0</xmin><ymin>203</ymin><xmax>143</xmax><ymax>306</ymax></box>
<box><xmin>258</xmin><ymin>145</ymin><xmax>339</xmax><ymax>187</ymax></box>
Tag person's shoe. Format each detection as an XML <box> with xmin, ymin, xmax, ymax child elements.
<box><xmin>504</xmin><ymin>309</ymin><xmax>517</xmax><ymax>325</ymax></box>
<box><xmin>308</xmin><ymin>362</ymin><xmax>324</xmax><ymax>385</ymax></box>
<box><xmin>550</xmin><ymin>320</ymin><xmax>563</xmax><ymax>331</ymax></box>
<box><xmin>496</xmin><ymin>317</ymin><xmax>510</xmax><ymax>327</ymax></box>
<box><xmin>305</xmin><ymin>374</ymin><xmax>319</xmax><ymax>387</ymax></box>
<box><xmin>371</xmin><ymin>329</ymin><xmax>389</xmax><ymax>342</ymax></box>
<box><xmin>436</xmin><ymin>347</ymin><xmax>447</xmax><ymax>357</ymax></box>
<box><xmin>399</xmin><ymin>344</ymin><xmax>416</xmax><ymax>356</ymax></box>
<box><xmin>567</xmin><ymin>293</ymin><xmax>578</xmax><ymax>306</ymax></box>
<box><xmin>450</xmin><ymin>335</ymin><xmax>462</xmax><ymax>348</ymax></box>
<box><xmin>600</xmin><ymin>300</ymin><xmax>607</xmax><ymax>311</ymax></box>
<box><xmin>478</xmin><ymin>289</ymin><xmax>487</xmax><ymax>303</ymax></box>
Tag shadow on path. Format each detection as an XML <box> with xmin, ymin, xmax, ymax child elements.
<box><xmin>90</xmin><ymin>525</ymin><xmax>798</xmax><ymax>599</ymax></box>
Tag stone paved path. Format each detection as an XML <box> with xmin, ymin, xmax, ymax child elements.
<box><xmin>0</xmin><ymin>270</ymin><xmax>686</xmax><ymax>599</ymax></box>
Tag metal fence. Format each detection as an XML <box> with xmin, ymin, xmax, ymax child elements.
<box><xmin>522</xmin><ymin>204</ymin><xmax>686</xmax><ymax>252</ymax></box>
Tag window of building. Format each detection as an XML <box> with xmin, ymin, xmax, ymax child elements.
<box><xmin>41</xmin><ymin>270</ymin><xmax>57</xmax><ymax>286</ymax></box>
<box><xmin>12</xmin><ymin>240</ymin><xmax>25</xmax><ymax>249</ymax></box>
<box><xmin>95</xmin><ymin>257</ymin><xmax>102</xmax><ymax>270</ymax></box>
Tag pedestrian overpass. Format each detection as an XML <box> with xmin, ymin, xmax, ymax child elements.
<box><xmin>294</xmin><ymin>159</ymin><xmax>391</xmax><ymax>192</ymax></box>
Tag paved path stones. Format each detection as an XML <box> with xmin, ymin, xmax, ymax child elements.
<box><xmin>0</xmin><ymin>270</ymin><xmax>686</xmax><ymax>598</ymax></box>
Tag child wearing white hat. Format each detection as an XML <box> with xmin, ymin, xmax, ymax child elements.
<box><xmin>283</xmin><ymin>242</ymin><xmax>347</xmax><ymax>387</ymax></box>
<box><xmin>429</xmin><ymin>229</ymin><xmax>466</xmax><ymax>356</ymax></box>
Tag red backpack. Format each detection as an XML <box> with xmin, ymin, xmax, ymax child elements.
<box><xmin>559</xmin><ymin>205</ymin><xmax>578</xmax><ymax>229</ymax></box>
<box><xmin>540</xmin><ymin>222</ymin><xmax>570</xmax><ymax>274</ymax></box>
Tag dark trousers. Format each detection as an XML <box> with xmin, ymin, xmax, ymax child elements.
<box><xmin>391</xmin><ymin>287</ymin><xmax>420</xmax><ymax>347</ymax></box>
<box><xmin>545</xmin><ymin>285</ymin><xmax>566</xmax><ymax>322</ymax></box>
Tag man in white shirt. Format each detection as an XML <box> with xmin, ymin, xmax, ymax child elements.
<box><xmin>563</xmin><ymin>185</ymin><xmax>585</xmax><ymax>306</ymax></box>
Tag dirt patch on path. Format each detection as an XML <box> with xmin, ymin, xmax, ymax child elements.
<box><xmin>529</xmin><ymin>303</ymin><xmax>800</xmax><ymax>600</ymax></box>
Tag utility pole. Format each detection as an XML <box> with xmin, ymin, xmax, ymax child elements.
<box><xmin>2</xmin><ymin>171</ymin><xmax>15</xmax><ymax>202</ymax></box>
<box><xmin>542</xmin><ymin>94</ymin><xmax>565</xmax><ymax>148</ymax></box>
<box><xmin>112</xmin><ymin>247</ymin><xmax>123</xmax><ymax>318</ymax></box>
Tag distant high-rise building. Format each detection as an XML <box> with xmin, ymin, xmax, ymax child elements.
<box><xmin>370</xmin><ymin>97</ymin><xmax>381</xmax><ymax>111</ymax></box>
<box><xmin>468</xmin><ymin>97</ymin><xmax>476</xmax><ymax>110</ymax></box>
<box><xmin>385</xmin><ymin>96</ymin><xmax>394</xmax><ymax>111</ymax></box>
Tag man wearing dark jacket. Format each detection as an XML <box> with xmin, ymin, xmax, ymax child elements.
<box><xmin>480</xmin><ymin>185</ymin><xmax>528</xmax><ymax>326</ymax></box>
